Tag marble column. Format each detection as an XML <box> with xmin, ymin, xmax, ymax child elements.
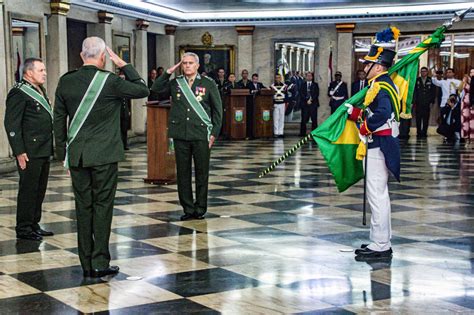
<box><xmin>280</xmin><ymin>44</ymin><xmax>287</xmax><ymax>75</ymax></box>
<box><xmin>295</xmin><ymin>48</ymin><xmax>301</xmax><ymax>72</ymax></box>
<box><xmin>288</xmin><ymin>47</ymin><xmax>294</xmax><ymax>72</ymax></box>
<box><xmin>308</xmin><ymin>50</ymin><xmax>314</xmax><ymax>72</ymax></box>
<box><xmin>131</xmin><ymin>19</ymin><xmax>149</xmax><ymax>136</ymax></box>
<box><xmin>336</xmin><ymin>23</ymin><xmax>355</xmax><ymax>82</ymax></box>
<box><xmin>303</xmin><ymin>49</ymin><xmax>309</xmax><ymax>72</ymax></box>
<box><xmin>236</xmin><ymin>26</ymin><xmax>254</xmax><ymax>76</ymax></box>
<box><xmin>280</xmin><ymin>44</ymin><xmax>286</xmax><ymax>63</ymax></box>
<box><xmin>87</xmin><ymin>11</ymin><xmax>114</xmax><ymax>71</ymax></box>
<box><xmin>156</xmin><ymin>25</ymin><xmax>176</xmax><ymax>73</ymax></box>
<box><xmin>0</xmin><ymin>0</ymin><xmax>10</xmax><ymax>163</ymax></box>
<box><xmin>46</xmin><ymin>0</ymin><xmax>70</xmax><ymax>103</ymax></box>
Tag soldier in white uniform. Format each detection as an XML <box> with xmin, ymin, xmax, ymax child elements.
<box><xmin>271</xmin><ymin>73</ymin><xmax>288</xmax><ymax>138</ymax></box>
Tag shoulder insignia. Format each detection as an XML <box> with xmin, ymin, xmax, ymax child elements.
<box><xmin>203</xmin><ymin>76</ymin><xmax>215</xmax><ymax>83</ymax></box>
<box><xmin>62</xmin><ymin>69</ymin><xmax>78</xmax><ymax>77</ymax></box>
<box><xmin>9</xmin><ymin>82</ymin><xmax>23</xmax><ymax>93</ymax></box>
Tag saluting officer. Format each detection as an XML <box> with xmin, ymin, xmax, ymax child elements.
<box><xmin>4</xmin><ymin>58</ymin><xmax>54</xmax><ymax>241</ymax></box>
<box><xmin>152</xmin><ymin>52</ymin><xmax>223</xmax><ymax>221</ymax></box>
<box><xmin>54</xmin><ymin>37</ymin><xmax>149</xmax><ymax>278</ymax></box>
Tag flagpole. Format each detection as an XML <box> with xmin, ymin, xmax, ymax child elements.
<box><xmin>362</xmin><ymin>145</ymin><xmax>368</xmax><ymax>226</ymax></box>
<box><xmin>258</xmin><ymin>134</ymin><xmax>312</xmax><ymax>178</ymax></box>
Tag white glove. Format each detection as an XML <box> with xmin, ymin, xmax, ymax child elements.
<box><xmin>344</xmin><ymin>103</ymin><xmax>353</xmax><ymax>114</ymax></box>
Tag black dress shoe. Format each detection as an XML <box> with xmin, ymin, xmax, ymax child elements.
<box><xmin>355</xmin><ymin>247</ymin><xmax>392</xmax><ymax>257</ymax></box>
<box><xmin>17</xmin><ymin>232</ymin><xmax>43</xmax><ymax>241</ymax></box>
<box><xmin>34</xmin><ymin>228</ymin><xmax>54</xmax><ymax>236</ymax></box>
<box><xmin>193</xmin><ymin>213</ymin><xmax>205</xmax><ymax>220</ymax></box>
<box><xmin>91</xmin><ymin>266</ymin><xmax>119</xmax><ymax>278</ymax></box>
<box><xmin>180</xmin><ymin>214</ymin><xmax>195</xmax><ymax>221</ymax></box>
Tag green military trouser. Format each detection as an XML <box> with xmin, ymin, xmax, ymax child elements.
<box><xmin>174</xmin><ymin>140</ymin><xmax>211</xmax><ymax>216</ymax></box>
<box><xmin>69</xmin><ymin>162</ymin><xmax>118</xmax><ymax>271</ymax></box>
<box><xmin>16</xmin><ymin>157</ymin><xmax>50</xmax><ymax>235</ymax></box>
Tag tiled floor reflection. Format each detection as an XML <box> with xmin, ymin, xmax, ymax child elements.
<box><xmin>0</xmin><ymin>137</ymin><xmax>473</xmax><ymax>313</ymax></box>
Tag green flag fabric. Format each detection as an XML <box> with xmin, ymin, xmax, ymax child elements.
<box><xmin>311</xmin><ymin>26</ymin><xmax>446</xmax><ymax>192</ymax></box>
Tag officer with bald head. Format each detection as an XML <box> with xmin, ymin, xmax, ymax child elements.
<box><xmin>54</xmin><ymin>36</ymin><xmax>149</xmax><ymax>278</ymax></box>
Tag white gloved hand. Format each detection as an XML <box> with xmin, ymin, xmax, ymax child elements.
<box><xmin>344</xmin><ymin>103</ymin><xmax>353</xmax><ymax>114</ymax></box>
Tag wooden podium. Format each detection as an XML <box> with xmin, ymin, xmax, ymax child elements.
<box><xmin>144</xmin><ymin>100</ymin><xmax>176</xmax><ymax>185</ymax></box>
<box><xmin>224</xmin><ymin>89</ymin><xmax>248</xmax><ymax>140</ymax></box>
<box><xmin>254</xmin><ymin>89</ymin><xmax>274</xmax><ymax>138</ymax></box>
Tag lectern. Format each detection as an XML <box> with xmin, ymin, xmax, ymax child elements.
<box><xmin>224</xmin><ymin>89</ymin><xmax>248</xmax><ymax>140</ymax></box>
<box><xmin>144</xmin><ymin>100</ymin><xmax>176</xmax><ymax>185</ymax></box>
<box><xmin>254</xmin><ymin>89</ymin><xmax>274</xmax><ymax>138</ymax></box>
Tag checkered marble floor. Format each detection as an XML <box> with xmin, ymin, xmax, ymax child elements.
<box><xmin>0</xmin><ymin>137</ymin><xmax>473</xmax><ymax>314</ymax></box>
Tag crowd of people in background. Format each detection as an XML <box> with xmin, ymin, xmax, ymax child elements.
<box><xmin>146</xmin><ymin>64</ymin><xmax>474</xmax><ymax>144</ymax></box>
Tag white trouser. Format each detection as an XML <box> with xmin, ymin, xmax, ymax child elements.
<box><xmin>273</xmin><ymin>103</ymin><xmax>285</xmax><ymax>135</ymax></box>
<box><xmin>365</xmin><ymin>147</ymin><xmax>392</xmax><ymax>251</ymax></box>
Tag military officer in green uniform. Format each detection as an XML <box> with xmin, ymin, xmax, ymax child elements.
<box><xmin>54</xmin><ymin>37</ymin><xmax>149</xmax><ymax>278</ymax></box>
<box><xmin>152</xmin><ymin>52</ymin><xmax>223</xmax><ymax>221</ymax></box>
<box><xmin>4</xmin><ymin>58</ymin><xmax>54</xmax><ymax>241</ymax></box>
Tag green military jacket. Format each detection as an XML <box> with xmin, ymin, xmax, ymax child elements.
<box><xmin>4</xmin><ymin>80</ymin><xmax>53</xmax><ymax>158</ymax></box>
<box><xmin>152</xmin><ymin>72</ymin><xmax>222</xmax><ymax>141</ymax></box>
<box><xmin>54</xmin><ymin>64</ymin><xmax>149</xmax><ymax>168</ymax></box>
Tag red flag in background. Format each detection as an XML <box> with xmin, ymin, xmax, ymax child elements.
<box><xmin>15</xmin><ymin>48</ymin><xmax>21</xmax><ymax>82</ymax></box>
<box><xmin>327</xmin><ymin>47</ymin><xmax>333</xmax><ymax>87</ymax></box>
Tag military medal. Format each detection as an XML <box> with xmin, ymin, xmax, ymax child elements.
<box><xmin>196</xmin><ymin>86</ymin><xmax>205</xmax><ymax>102</ymax></box>
<box><xmin>176</xmin><ymin>86</ymin><xmax>181</xmax><ymax>100</ymax></box>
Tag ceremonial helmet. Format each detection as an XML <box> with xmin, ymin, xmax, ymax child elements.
<box><xmin>360</xmin><ymin>27</ymin><xmax>399</xmax><ymax>68</ymax></box>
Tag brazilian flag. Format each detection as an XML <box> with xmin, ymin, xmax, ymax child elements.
<box><xmin>311</xmin><ymin>26</ymin><xmax>446</xmax><ymax>192</ymax></box>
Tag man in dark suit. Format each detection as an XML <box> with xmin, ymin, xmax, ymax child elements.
<box><xmin>413</xmin><ymin>67</ymin><xmax>436</xmax><ymax>138</ymax></box>
<box><xmin>328</xmin><ymin>71</ymin><xmax>348</xmax><ymax>114</ymax></box>
<box><xmin>299</xmin><ymin>71</ymin><xmax>319</xmax><ymax>136</ymax></box>
<box><xmin>237</xmin><ymin>69</ymin><xmax>251</xmax><ymax>89</ymax></box>
<box><xmin>152</xmin><ymin>52</ymin><xmax>223</xmax><ymax>221</ymax></box>
<box><xmin>249</xmin><ymin>73</ymin><xmax>266</xmax><ymax>94</ymax></box>
<box><xmin>147</xmin><ymin>68</ymin><xmax>159</xmax><ymax>101</ymax></box>
<box><xmin>54</xmin><ymin>37</ymin><xmax>149</xmax><ymax>278</ymax></box>
<box><xmin>214</xmin><ymin>68</ymin><xmax>227</xmax><ymax>98</ymax></box>
<box><xmin>223</xmin><ymin>73</ymin><xmax>238</xmax><ymax>94</ymax></box>
<box><xmin>351</xmin><ymin>70</ymin><xmax>368</xmax><ymax>96</ymax></box>
<box><xmin>246</xmin><ymin>73</ymin><xmax>267</xmax><ymax>139</ymax></box>
<box><xmin>4</xmin><ymin>58</ymin><xmax>54</xmax><ymax>241</ymax></box>
<box><xmin>438</xmin><ymin>94</ymin><xmax>461</xmax><ymax>143</ymax></box>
